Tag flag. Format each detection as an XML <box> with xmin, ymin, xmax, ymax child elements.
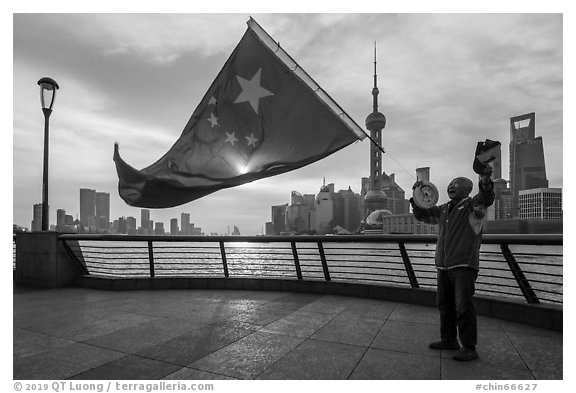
<box><xmin>114</xmin><ymin>18</ymin><xmax>365</xmax><ymax>208</ymax></box>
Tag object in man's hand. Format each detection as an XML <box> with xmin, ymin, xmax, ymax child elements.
<box><xmin>412</xmin><ymin>181</ymin><xmax>439</xmax><ymax>209</ymax></box>
<box><xmin>473</xmin><ymin>139</ymin><xmax>500</xmax><ymax>175</ymax></box>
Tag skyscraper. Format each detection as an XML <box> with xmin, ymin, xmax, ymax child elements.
<box><xmin>56</xmin><ymin>209</ymin><xmax>66</xmax><ymax>231</ymax></box>
<box><xmin>95</xmin><ymin>192</ymin><xmax>110</xmax><ymax>230</ymax></box>
<box><xmin>126</xmin><ymin>216</ymin><xmax>137</xmax><ymax>234</ymax></box>
<box><xmin>271</xmin><ymin>204</ymin><xmax>288</xmax><ymax>235</ymax></box>
<box><xmin>31</xmin><ymin>203</ymin><xmax>43</xmax><ymax>232</ymax></box>
<box><xmin>79</xmin><ymin>188</ymin><xmax>96</xmax><ymax>228</ymax></box>
<box><xmin>518</xmin><ymin>188</ymin><xmax>562</xmax><ymax>220</ymax></box>
<box><xmin>170</xmin><ymin>218</ymin><xmax>179</xmax><ymax>235</ymax></box>
<box><xmin>509</xmin><ymin>113</ymin><xmax>548</xmax><ymax>216</ymax></box>
<box><xmin>364</xmin><ymin>44</ymin><xmax>387</xmax><ymax>215</ymax></box>
<box><xmin>140</xmin><ymin>209</ymin><xmax>150</xmax><ymax>233</ymax></box>
<box><xmin>361</xmin><ymin>172</ymin><xmax>407</xmax><ymax>215</ymax></box>
<box><xmin>181</xmin><ymin>213</ymin><xmax>190</xmax><ymax>235</ymax></box>
<box><xmin>333</xmin><ymin>187</ymin><xmax>362</xmax><ymax>233</ymax></box>
<box><xmin>314</xmin><ymin>181</ymin><xmax>333</xmax><ymax>234</ymax></box>
<box><xmin>154</xmin><ymin>222</ymin><xmax>165</xmax><ymax>235</ymax></box>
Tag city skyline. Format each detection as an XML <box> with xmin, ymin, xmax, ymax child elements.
<box><xmin>13</xmin><ymin>13</ymin><xmax>563</xmax><ymax>235</ymax></box>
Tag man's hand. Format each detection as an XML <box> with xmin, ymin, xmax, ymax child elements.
<box><xmin>480</xmin><ymin>164</ymin><xmax>493</xmax><ymax>184</ymax></box>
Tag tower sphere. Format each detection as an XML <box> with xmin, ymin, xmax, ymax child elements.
<box><xmin>366</xmin><ymin>111</ymin><xmax>387</xmax><ymax>130</ymax></box>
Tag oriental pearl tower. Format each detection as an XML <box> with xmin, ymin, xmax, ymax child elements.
<box><xmin>364</xmin><ymin>44</ymin><xmax>387</xmax><ymax>215</ymax></box>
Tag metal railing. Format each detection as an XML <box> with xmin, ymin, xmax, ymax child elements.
<box><xmin>46</xmin><ymin>233</ymin><xmax>563</xmax><ymax>305</ymax></box>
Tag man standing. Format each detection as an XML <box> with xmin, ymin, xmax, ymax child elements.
<box><xmin>410</xmin><ymin>166</ymin><xmax>494</xmax><ymax>361</ymax></box>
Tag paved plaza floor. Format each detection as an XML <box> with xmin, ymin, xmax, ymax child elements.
<box><xmin>13</xmin><ymin>285</ymin><xmax>563</xmax><ymax>380</ymax></box>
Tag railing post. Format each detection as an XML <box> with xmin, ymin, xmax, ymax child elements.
<box><xmin>317</xmin><ymin>242</ymin><xmax>331</xmax><ymax>281</ymax></box>
<box><xmin>291</xmin><ymin>241</ymin><xmax>303</xmax><ymax>280</ymax></box>
<box><xmin>399</xmin><ymin>242</ymin><xmax>419</xmax><ymax>288</ymax></box>
<box><xmin>147</xmin><ymin>240</ymin><xmax>155</xmax><ymax>278</ymax></box>
<box><xmin>500</xmin><ymin>243</ymin><xmax>539</xmax><ymax>304</ymax></box>
<box><xmin>219</xmin><ymin>241</ymin><xmax>229</xmax><ymax>278</ymax></box>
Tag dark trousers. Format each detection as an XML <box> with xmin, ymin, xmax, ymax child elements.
<box><xmin>436</xmin><ymin>267</ymin><xmax>478</xmax><ymax>348</ymax></box>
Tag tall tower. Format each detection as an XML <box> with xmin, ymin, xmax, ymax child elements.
<box><xmin>79</xmin><ymin>188</ymin><xmax>96</xmax><ymax>227</ymax></box>
<box><xmin>95</xmin><ymin>192</ymin><xmax>110</xmax><ymax>231</ymax></box>
<box><xmin>181</xmin><ymin>212</ymin><xmax>190</xmax><ymax>235</ymax></box>
<box><xmin>509</xmin><ymin>113</ymin><xmax>548</xmax><ymax>217</ymax></box>
<box><xmin>364</xmin><ymin>43</ymin><xmax>387</xmax><ymax>214</ymax></box>
<box><xmin>141</xmin><ymin>209</ymin><xmax>150</xmax><ymax>233</ymax></box>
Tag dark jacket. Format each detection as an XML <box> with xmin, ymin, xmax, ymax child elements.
<box><xmin>412</xmin><ymin>180</ymin><xmax>495</xmax><ymax>270</ymax></box>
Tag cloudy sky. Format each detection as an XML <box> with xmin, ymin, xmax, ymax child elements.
<box><xmin>12</xmin><ymin>12</ymin><xmax>563</xmax><ymax>235</ymax></box>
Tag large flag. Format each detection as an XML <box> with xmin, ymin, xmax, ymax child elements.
<box><xmin>114</xmin><ymin>18</ymin><xmax>365</xmax><ymax>208</ymax></box>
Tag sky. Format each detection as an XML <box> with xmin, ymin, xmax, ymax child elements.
<box><xmin>12</xmin><ymin>12</ymin><xmax>564</xmax><ymax>235</ymax></box>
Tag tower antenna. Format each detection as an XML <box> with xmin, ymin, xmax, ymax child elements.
<box><xmin>373</xmin><ymin>41</ymin><xmax>379</xmax><ymax>112</ymax></box>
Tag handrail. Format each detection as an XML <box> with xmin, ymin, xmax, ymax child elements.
<box><xmin>57</xmin><ymin>233</ymin><xmax>563</xmax><ymax>245</ymax></box>
<box><xmin>14</xmin><ymin>233</ymin><xmax>562</xmax><ymax>305</ymax></box>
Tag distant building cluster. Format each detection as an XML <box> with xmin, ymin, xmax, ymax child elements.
<box><xmin>28</xmin><ymin>188</ymin><xmax>209</xmax><ymax>235</ymax></box>
<box><xmin>264</xmin><ymin>112</ymin><xmax>562</xmax><ymax>236</ymax></box>
<box><xmin>264</xmin><ymin>184</ymin><xmax>360</xmax><ymax>235</ymax></box>
<box><xmin>486</xmin><ymin>113</ymin><xmax>561</xmax><ymax>225</ymax></box>
<box><xmin>265</xmin><ymin>174</ymin><xmax>411</xmax><ymax>235</ymax></box>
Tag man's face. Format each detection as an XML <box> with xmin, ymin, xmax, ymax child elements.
<box><xmin>447</xmin><ymin>178</ymin><xmax>472</xmax><ymax>200</ymax></box>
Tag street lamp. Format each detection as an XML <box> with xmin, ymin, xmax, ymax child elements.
<box><xmin>37</xmin><ymin>77</ymin><xmax>59</xmax><ymax>231</ymax></box>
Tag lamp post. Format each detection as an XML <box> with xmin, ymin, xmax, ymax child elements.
<box><xmin>37</xmin><ymin>77</ymin><xmax>59</xmax><ymax>231</ymax></box>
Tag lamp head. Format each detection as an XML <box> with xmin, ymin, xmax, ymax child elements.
<box><xmin>37</xmin><ymin>77</ymin><xmax>59</xmax><ymax>111</ymax></box>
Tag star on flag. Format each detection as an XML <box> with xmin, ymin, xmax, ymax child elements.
<box><xmin>245</xmin><ymin>133</ymin><xmax>258</xmax><ymax>147</ymax></box>
<box><xmin>234</xmin><ymin>68</ymin><xmax>274</xmax><ymax>114</ymax></box>
<box><xmin>224</xmin><ymin>132</ymin><xmax>239</xmax><ymax>146</ymax></box>
<box><xmin>207</xmin><ymin>113</ymin><xmax>219</xmax><ymax>128</ymax></box>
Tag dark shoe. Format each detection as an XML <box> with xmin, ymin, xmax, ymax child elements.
<box><xmin>429</xmin><ymin>341</ymin><xmax>460</xmax><ymax>350</ymax></box>
<box><xmin>452</xmin><ymin>347</ymin><xmax>479</xmax><ymax>361</ymax></box>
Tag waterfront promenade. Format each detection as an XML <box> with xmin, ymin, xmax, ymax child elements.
<box><xmin>13</xmin><ymin>285</ymin><xmax>562</xmax><ymax>380</ymax></box>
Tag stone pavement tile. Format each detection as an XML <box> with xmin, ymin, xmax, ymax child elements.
<box><xmin>13</xmin><ymin>343</ymin><xmax>126</xmax><ymax>380</ymax></box>
<box><xmin>297</xmin><ymin>295</ymin><xmax>356</xmax><ymax>315</ymax></box>
<box><xmin>229</xmin><ymin>306</ymin><xmax>291</xmax><ymax>326</ymax></box>
<box><xmin>311</xmin><ymin>313</ymin><xmax>384</xmax><ymax>347</ymax></box>
<box><xmin>338</xmin><ymin>299</ymin><xmax>396</xmax><ymax>321</ymax></box>
<box><xmin>441</xmin><ymin>357</ymin><xmax>535</xmax><ymax>380</ymax></box>
<box><xmin>259</xmin><ymin>310</ymin><xmax>335</xmax><ymax>338</ymax></box>
<box><xmin>532</xmin><ymin>371</ymin><xmax>563</xmax><ymax>380</ymax></box>
<box><xmin>13</xmin><ymin>307</ymin><xmax>126</xmax><ymax>330</ymax></box>
<box><xmin>85</xmin><ymin>317</ymin><xmax>210</xmax><ymax>354</ymax></box>
<box><xmin>190</xmin><ymin>331</ymin><xmax>305</xmax><ymax>379</ymax></box>
<box><xmin>265</xmin><ymin>293</ymin><xmax>323</xmax><ymax>310</ymax></box>
<box><xmin>349</xmin><ymin>348</ymin><xmax>441</xmax><ymax>379</ymax></box>
<box><xmin>15</xmin><ymin>311</ymin><xmax>160</xmax><ymax>342</ymax></box>
<box><xmin>506</xmin><ymin>331</ymin><xmax>562</xmax><ymax>376</ymax></box>
<box><xmin>387</xmin><ymin>303</ymin><xmax>439</xmax><ymax>325</ymax></box>
<box><xmin>256</xmin><ymin>339</ymin><xmax>366</xmax><ymax>380</ymax></box>
<box><xmin>214</xmin><ymin>298</ymin><xmax>269</xmax><ymax>312</ymax></box>
<box><xmin>68</xmin><ymin>355</ymin><xmax>181</xmax><ymax>380</ymax></box>
<box><xmin>500</xmin><ymin>320</ymin><xmax>562</xmax><ymax>338</ymax></box>
<box><xmin>136</xmin><ymin>320</ymin><xmax>259</xmax><ymax>366</ymax></box>
<box><xmin>371</xmin><ymin>320</ymin><xmax>440</xmax><ymax>358</ymax></box>
<box><xmin>475</xmin><ymin>328</ymin><xmax>529</xmax><ymax>370</ymax></box>
<box><xmin>477</xmin><ymin>315</ymin><xmax>504</xmax><ymax>331</ymax></box>
<box><xmin>164</xmin><ymin>367</ymin><xmax>236</xmax><ymax>380</ymax></box>
<box><xmin>13</xmin><ymin>327</ymin><xmax>76</xmax><ymax>359</ymax></box>
<box><xmin>161</xmin><ymin>307</ymin><xmax>241</xmax><ymax>324</ymax></box>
